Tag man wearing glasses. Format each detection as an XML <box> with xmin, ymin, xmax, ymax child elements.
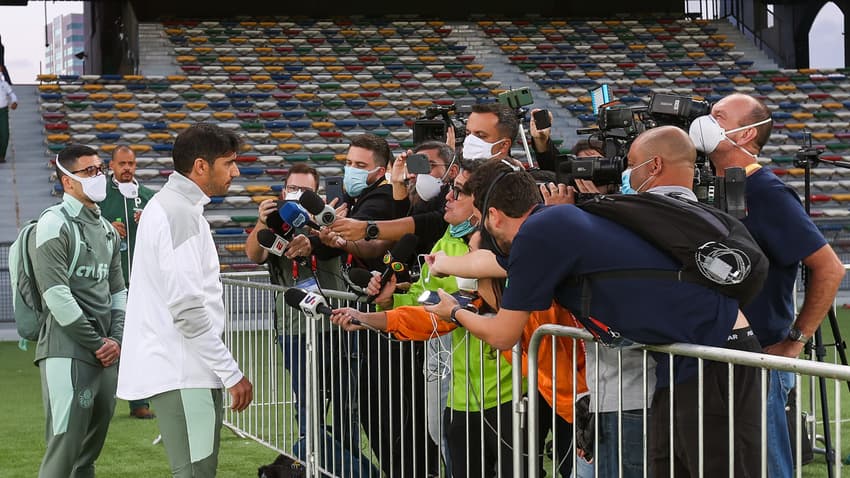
<box><xmin>32</xmin><ymin>144</ymin><xmax>126</xmax><ymax>477</ymax></box>
<box><xmin>244</xmin><ymin>163</ymin><xmax>361</xmax><ymax>470</ymax></box>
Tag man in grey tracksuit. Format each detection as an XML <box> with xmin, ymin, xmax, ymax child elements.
<box><xmin>33</xmin><ymin>144</ymin><xmax>126</xmax><ymax>477</ymax></box>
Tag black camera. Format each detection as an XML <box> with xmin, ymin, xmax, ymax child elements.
<box><xmin>413</xmin><ymin>103</ymin><xmax>468</xmax><ymax>147</ymax></box>
<box><xmin>553</xmin><ymin>154</ymin><xmax>625</xmax><ymax>188</ymax></box>
<box><xmin>647</xmin><ymin>93</ymin><xmax>710</xmax><ymax>130</ymax></box>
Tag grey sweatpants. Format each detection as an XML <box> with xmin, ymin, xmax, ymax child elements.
<box><xmin>150</xmin><ymin>388</ymin><xmax>224</xmax><ymax>477</ymax></box>
<box><xmin>38</xmin><ymin>357</ymin><xmax>118</xmax><ymax>478</ymax></box>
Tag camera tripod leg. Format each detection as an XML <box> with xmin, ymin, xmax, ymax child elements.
<box><xmin>813</xmin><ymin>328</ymin><xmax>836</xmax><ymax>478</ymax></box>
<box><xmin>517</xmin><ymin>123</ymin><xmax>535</xmax><ymax>169</ymax></box>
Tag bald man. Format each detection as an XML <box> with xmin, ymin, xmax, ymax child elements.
<box><xmin>698</xmin><ymin>94</ymin><xmax>844</xmax><ymax>478</ymax></box>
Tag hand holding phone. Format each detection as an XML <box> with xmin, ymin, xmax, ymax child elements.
<box><xmin>406</xmin><ymin>154</ymin><xmax>431</xmax><ymax>175</ymax></box>
<box><xmin>532</xmin><ymin>109</ymin><xmax>551</xmax><ymax>130</ymax></box>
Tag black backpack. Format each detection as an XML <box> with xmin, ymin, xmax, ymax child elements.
<box><xmin>572</xmin><ymin>192</ymin><xmax>769</xmax><ymax>343</ymax></box>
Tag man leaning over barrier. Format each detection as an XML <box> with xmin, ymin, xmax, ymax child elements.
<box><xmin>423</xmin><ymin>129</ymin><xmax>764</xmax><ymax>477</ymax></box>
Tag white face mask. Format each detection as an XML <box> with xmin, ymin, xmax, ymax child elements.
<box><xmin>415</xmin><ymin>174</ymin><xmax>443</xmax><ymax>201</ymax></box>
<box><xmin>462</xmin><ymin>135</ymin><xmax>506</xmax><ymax>161</ymax></box>
<box><xmin>56</xmin><ymin>159</ymin><xmax>107</xmax><ymax>203</ymax></box>
<box><xmin>284</xmin><ymin>190</ymin><xmax>303</xmax><ymax>202</ymax></box>
<box><xmin>116</xmin><ymin>179</ymin><xmax>139</xmax><ymax>199</ymax></box>
<box><xmin>689</xmin><ymin>114</ymin><xmax>772</xmax><ymax>156</ymax></box>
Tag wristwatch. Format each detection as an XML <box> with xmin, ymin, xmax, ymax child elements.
<box><xmin>449</xmin><ymin>303</ymin><xmax>479</xmax><ymax>326</ymax></box>
<box><xmin>788</xmin><ymin>326</ymin><xmax>809</xmax><ymax>344</ymax></box>
<box><xmin>365</xmin><ymin>221</ymin><xmax>379</xmax><ymax>241</ymax></box>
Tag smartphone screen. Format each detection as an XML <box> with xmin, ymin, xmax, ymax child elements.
<box><xmin>324</xmin><ymin>176</ymin><xmax>344</xmax><ymax>205</ymax></box>
<box><xmin>533</xmin><ymin>109</ymin><xmax>551</xmax><ymax>130</ymax></box>
<box><xmin>417</xmin><ymin>290</ymin><xmax>474</xmax><ymax>307</ymax></box>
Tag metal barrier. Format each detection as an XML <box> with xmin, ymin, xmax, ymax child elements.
<box><xmin>0</xmin><ymin>242</ymin><xmax>11</xmax><ymax>323</ymax></box>
<box><xmin>221</xmin><ymin>275</ymin><xmax>850</xmax><ymax>478</ymax></box>
<box><xmin>525</xmin><ymin>324</ymin><xmax>850</xmax><ymax>478</ymax></box>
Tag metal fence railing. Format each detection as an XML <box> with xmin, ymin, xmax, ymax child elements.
<box><xmin>0</xmin><ymin>242</ymin><xmax>11</xmax><ymax>323</ymax></box>
<box><xmin>222</xmin><ymin>276</ymin><xmax>850</xmax><ymax>478</ymax></box>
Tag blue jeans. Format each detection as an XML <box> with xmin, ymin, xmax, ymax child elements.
<box><xmin>767</xmin><ymin>370</ymin><xmax>795</xmax><ymax>478</ymax></box>
<box><xmin>576</xmin><ymin>410</ymin><xmax>647</xmax><ymax>478</ymax></box>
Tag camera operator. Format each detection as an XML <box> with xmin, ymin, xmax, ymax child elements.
<box><xmin>425</xmin><ymin>126</ymin><xmax>762</xmax><ymax>477</ymax></box>
<box><xmin>692</xmin><ymin>93</ymin><xmax>845</xmax><ymax>478</ymax></box>
<box><xmin>329</xmin><ymin>103</ymin><xmax>518</xmax><ymax>248</ymax></box>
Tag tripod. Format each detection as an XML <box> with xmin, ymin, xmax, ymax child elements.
<box><xmin>794</xmin><ymin>145</ymin><xmax>850</xmax><ymax>478</ymax></box>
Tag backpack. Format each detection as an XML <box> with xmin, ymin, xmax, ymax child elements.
<box><xmin>573</xmin><ymin>192</ymin><xmax>769</xmax><ymax>343</ymax></box>
<box><xmin>9</xmin><ymin>206</ymin><xmax>79</xmax><ymax>342</ymax></box>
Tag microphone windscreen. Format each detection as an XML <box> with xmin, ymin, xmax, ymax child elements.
<box><xmin>299</xmin><ymin>190</ymin><xmax>326</xmax><ymax>215</ymax></box>
<box><xmin>256</xmin><ymin>229</ymin><xmax>277</xmax><ymax>249</ymax></box>
<box><xmin>390</xmin><ymin>233</ymin><xmax>419</xmax><ymax>262</ymax></box>
<box><xmin>348</xmin><ymin>268</ymin><xmax>373</xmax><ymax>288</ymax></box>
<box><xmin>266</xmin><ymin>210</ymin><xmax>293</xmax><ymax>237</ymax></box>
<box><xmin>279</xmin><ymin>202</ymin><xmax>310</xmax><ymax>228</ymax></box>
<box><xmin>283</xmin><ymin>288</ymin><xmax>307</xmax><ymax>309</ymax></box>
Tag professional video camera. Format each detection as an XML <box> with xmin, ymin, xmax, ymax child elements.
<box><xmin>554</xmin><ymin>93</ymin><xmax>710</xmax><ymax>188</ymax></box>
<box><xmin>412</xmin><ymin>101</ymin><xmax>470</xmax><ymax>147</ymax></box>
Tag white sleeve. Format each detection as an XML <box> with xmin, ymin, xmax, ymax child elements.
<box><xmin>156</xmin><ymin>218</ymin><xmax>243</xmax><ymax>388</ymax></box>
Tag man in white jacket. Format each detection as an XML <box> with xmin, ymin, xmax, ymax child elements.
<box><xmin>117</xmin><ymin>123</ymin><xmax>253</xmax><ymax>477</ymax></box>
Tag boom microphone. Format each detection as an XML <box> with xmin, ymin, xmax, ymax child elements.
<box><xmin>283</xmin><ymin>287</ymin><xmax>333</xmax><ymax>320</ymax></box>
<box><xmin>257</xmin><ymin>229</ymin><xmax>289</xmax><ymax>257</ymax></box>
<box><xmin>299</xmin><ymin>190</ymin><xmax>336</xmax><ymax>227</ymax></box>
<box><xmin>368</xmin><ymin>233</ymin><xmax>418</xmax><ymax>303</ymax></box>
<box><xmin>279</xmin><ymin>201</ymin><xmax>320</xmax><ymax>230</ymax></box>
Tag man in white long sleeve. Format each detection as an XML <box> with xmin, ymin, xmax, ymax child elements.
<box><xmin>0</xmin><ymin>71</ymin><xmax>18</xmax><ymax>162</ymax></box>
<box><xmin>117</xmin><ymin>123</ymin><xmax>253</xmax><ymax>477</ymax></box>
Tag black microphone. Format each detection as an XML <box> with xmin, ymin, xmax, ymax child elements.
<box><xmin>368</xmin><ymin>233</ymin><xmax>418</xmax><ymax>303</ymax></box>
<box><xmin>266</xmin><ymin>206</ymin><xmax>295</xmax><ymax>239</ymax></box>
<box><xmin>348</xmin><ymin>267</ymin><xmax>373</xmax><ymax>289</ymax></box>
<box><xmin>256</xmin><ymin>229</ymin><xmax>289</xmax><ymax>257</ymax></box>
<box><xmin>299</xmin><ymin>190</ymin><xmax>336</xmax><ymax>226</ymax></box>
<box><xmin>283</xmin><ymin>287</ymin><xmax>333</xmax><ymax>319</ymax></box>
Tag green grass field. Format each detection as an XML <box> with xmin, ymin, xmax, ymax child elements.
<box><xmin>0</xmin><ymin>342</ymin><xmax>278</xmax><ymax>478</ymax></box>
<box><xmin>4</xmin><ymin>309</ymin><xmax>850</xmax><ymax>478</ymax></box>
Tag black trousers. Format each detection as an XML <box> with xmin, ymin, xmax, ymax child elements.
<box><xmin>443</xmin><ymin>394</ymin><xmax>573</xmax><ymax>478</ymax></box>
<box><xmin>359</xmin><ymin>333</ymin><xmax>435</xmax><ymax>477</ymax></box>
<box><xmin>649</xmin><ymin>330</ymin><xmax>762</xmax><ymax>478</ymax></box>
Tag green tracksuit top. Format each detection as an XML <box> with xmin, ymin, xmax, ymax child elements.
<box><xmin>391</xmin><ymin>228</ymin><xmax>521</xmax><ymax>412</ymax></box>
<box><xmin>32</xmin><ymin>194</ymin><xmax>127</xmax><ymax>366</ymax></box>
<box><xmin>98</xmin><ymin>177</ymin><xmax>155</xmax><ymax>285</ymax></box>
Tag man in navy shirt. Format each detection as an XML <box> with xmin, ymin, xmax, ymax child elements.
<box><xmin>426</xmin><ymin>127</ymin><xmax>762</xmax><ymax>477</ymax></box>
<box><xmin>695</xmin><ymin>93</ymin><xmax>845</xmax><ymax>478</ymax></box>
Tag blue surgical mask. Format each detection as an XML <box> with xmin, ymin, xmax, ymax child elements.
<box><xmin>449</xmin><ymin>215</ymin><xmax>477</xmax><ymax>238</ymax></box>
<box><xmin>343</xmin><ymin>165</ymin><xmax>379</xmax><ymax>198</ymax></box>
<box><xmin>620</xmin><ymin>168</ymin><xmax>637</xmax><ymax>195</ymax></box>
<box><xmin>619</xmin><ymin>158</ymin><xmax>654</xmax><ymax>195</ymax></box>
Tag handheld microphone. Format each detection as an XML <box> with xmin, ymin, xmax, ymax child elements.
<box><xmin>283</xmin><ymin>287</ymin><xmax>333</xmax><ymax>320</ymax></box>
<box><xmin>299</xmin><ymin>190</ymin><xmax>336</xmax><ymax>227</ymax></box>
<box><xmin>368</xmin><ymin>233</ymin><xmax>418</xmax><ymax>303</ymax></box>
<box><xmin>346</xmin><ymin>267</ymin><xmax>374</xmax><ymax>295</ymax></box>
<box><xmin>279</xmin><ymin>201</ymin><xmax>321</xmax><ymax>230</ymax></box>
<box><xmin>266</xmin><ymin>207</ymin><xmax>295</xmax><ymax>238</ymax></box>
<box><xmin>257</xmin><ymin>229</ymin><xmax>289</xmax><ymax>257</ymax></box>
